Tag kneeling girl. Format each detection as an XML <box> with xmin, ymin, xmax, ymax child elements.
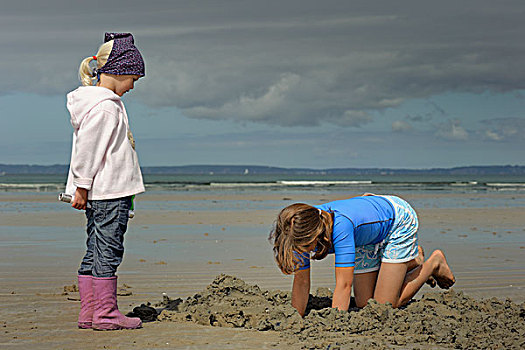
<box><xmin>269</xmin><ymin>194</ymin><xmax>455</xmax><ymax>316</ymax></box>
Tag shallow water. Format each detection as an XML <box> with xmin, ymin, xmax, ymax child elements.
<box><xmin>1</xmin><ymin>183</ymin><xmax>524</xmax><ymax>302</ymax></box>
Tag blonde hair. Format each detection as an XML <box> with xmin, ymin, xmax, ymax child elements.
<box><xmin>269</xmin><ymin>203</ymin><xmax>333</xmax><ymax>275</ymax></box>
<box><xmin>78</xmin><ymin>40</ymin><xmax>114</xmax><ymax>86</ymax></box>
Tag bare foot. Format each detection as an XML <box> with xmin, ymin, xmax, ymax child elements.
<box><xmin>416</xmin><ymin>245</ymin><xmax>437</xmax><ymax>288</ymax></box>
<box><xmin>430</xmin><ymin>250</ymin><xmax>455</xmax><ymax>289</ymax></box>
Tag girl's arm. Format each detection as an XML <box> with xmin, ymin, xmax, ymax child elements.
<box><xmin>291</xmin><ymin>268</ymin><xmax>310</xmax><ymax>317</ymax></box>
<box><xmin>71</xmin><ymin>106</ymin><xmax>119</xmax><ymax>191</ymax></box>
<box><xmin>332</xmin><ymin>266</ymin><xmax>354</xmax><ymax>311</ymax></box>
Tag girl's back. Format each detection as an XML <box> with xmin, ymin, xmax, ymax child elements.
<box><xmin>316</xmin><ymin>195</ymin><xmax>395</xmax><ymax>246</ymax></box>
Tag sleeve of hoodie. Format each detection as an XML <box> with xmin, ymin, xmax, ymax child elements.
<box><xmin>70</xmin><ymin>102</ymin><xmax>119</xmax><ymax>190</ymax></box>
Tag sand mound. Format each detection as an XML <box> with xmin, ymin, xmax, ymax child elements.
<box><xmin>156</xmin><ymin>274</ymin><xmax>525</xmax><ymax>349</ymax></box>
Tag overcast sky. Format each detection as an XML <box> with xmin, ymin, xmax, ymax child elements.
<box><xmin>1</xmin><ymin>0</ymin><xmax>524</xmax><ymax>168</ymax></box>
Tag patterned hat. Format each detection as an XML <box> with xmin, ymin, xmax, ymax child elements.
<box><xmin>98</xmin><ymin>33</ymin><xmax>145</xmax><ymax>77</ymax></box>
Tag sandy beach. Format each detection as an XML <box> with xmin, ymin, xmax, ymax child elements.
<box><xmin>1</xmin><ymin>191</ymin><xmax>524</xmax><ymax>349</ymax></box>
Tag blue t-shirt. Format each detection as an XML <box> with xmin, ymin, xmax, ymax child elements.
<box><xmin>297</xmin><ymin>196</ymin><xmax>395</xmax><ymax>270</ymax></box>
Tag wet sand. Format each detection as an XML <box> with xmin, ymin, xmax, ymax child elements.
<box><xmin>1</xmin><ymin>192</ymin><xmax>524</xmax><ymax>349</ymax></box>
<box><xmin>158</xmin><ymin>274</ymin><xmax>524</xmax><ymax>349</ymax></box>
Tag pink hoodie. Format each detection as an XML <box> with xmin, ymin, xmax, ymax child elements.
<box><xmin>65</xmin><ymin>86</ymin><xmax>145</xmax><ymax>200</ymax></box>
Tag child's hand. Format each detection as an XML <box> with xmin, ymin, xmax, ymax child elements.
<box><xmin>72</xmin><ymin>188</ymin><xmax>88</xmax><ymax>210</ymax></box>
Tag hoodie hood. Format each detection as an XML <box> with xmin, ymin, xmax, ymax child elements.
<box><xmin>67</xmin><ymin>86</ymin><xmax>121</xmax><ymax>129</ymax></box>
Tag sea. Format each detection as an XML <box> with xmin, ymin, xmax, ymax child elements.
<box><xmin>1</xmin><ymin>172</ymin><xmax>524</xmax><ymax>301</ymax></box>
<box><xmin>1</xmin><ymin>173</ymin><xmax>524</xmax><ymax>194</ymax></box>
<box><xmin>1</xmin><ymin>173</ymin><xmax>524</xmax><ymax>211</ymax></box>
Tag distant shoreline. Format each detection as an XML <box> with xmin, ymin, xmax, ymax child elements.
<box><xmin>1</xmin><ymin>163</ymin><xmax>524</xmax><ymax>175</ymax></box>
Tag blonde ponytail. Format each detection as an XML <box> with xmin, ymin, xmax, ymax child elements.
<box><xmin>78</xmin><ymin>40</ymin><xmax>114</xmax><ymax>86</ymax></box>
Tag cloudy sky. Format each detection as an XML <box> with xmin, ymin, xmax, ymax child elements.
<box><xmin>1</xmin><ymin>0</ymin><xmax>524</xmax><ymax>168</ymax></box>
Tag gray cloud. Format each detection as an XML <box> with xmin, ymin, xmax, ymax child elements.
<box><xmin>392</xmin><ymin>120</ymin><xmax>413</xmax><ymax>133</ymax></box>
<box><xmin>435</xmin><ymin>119</ymin><xmax>469</xmax><ymax>141</ymax></box>
<box><xmin>2</xmin><ymin>1</ymin><xmax>525</xmax><ymax>126</ymax></box>
<box><xmin>404</xmin><ymin>101</ymin><xmax>447</xmax><ymax>127</ymax></box>
<box><xmin>480</xmin><ymin>117</ymin><xmax>525</xmax><ymax>142</ymax></box>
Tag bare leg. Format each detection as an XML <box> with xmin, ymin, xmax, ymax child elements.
<box><xmin>354</xmin><ymin>245</ymin><xmax>435</xmax><ymax>307</ymax></box>
<box><xmin>353</xmin><ymin>271</ymin><xmax>378</xmax><ymax>308</ymax></box>
<box><xmin>410</xmin><ymin>245</ymin><xmax>436</xmax><ymax>288</ymax></box>
<box><xmin>414</xmin><ymin>244</ymin><xmax>424</xmax><ymax>266</ymax></box>
<box><xmin>374</xmin><ymin>250</ymin><xmax>455</xmax><ymax>308</ymax></box>
<box><xmin>403</xmin><ymin>246</ymin><xmax>436</xmax><ymax>288</ymax></box>
<box><xmin>400</xmin><ymin>250</ymin><xmax>455</xmax><ymax>306</ymax></box>
<box><xmin>373</xmin><ymin>262</ymin><xmax>407</xmax><ymax>307</ymax></box>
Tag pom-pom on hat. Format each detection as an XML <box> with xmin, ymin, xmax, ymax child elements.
<box><xmin>98</xmin><ymin>33</ymin><xmax>145</xmax><ymax>77</ymax></box>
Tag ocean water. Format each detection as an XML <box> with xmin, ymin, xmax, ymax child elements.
<box><xmin>1</xmin><ymin>173</ymin><xmax>524</xmax><ymax>212</ymax></box>
<box><xmin>1</xmin><ymin>173</ymin><xmax>524</xmax><ymax>301</ymax></box>
<box><xmin>1</xmin><ymin>173</ymin><xmax>524</xmax><ymax>193</ymax></box>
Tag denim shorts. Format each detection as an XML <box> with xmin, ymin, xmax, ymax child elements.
<box><xmin>78</xmin><ymin>196</ymin><xmax>131</xmax><ymax>277</ymax></box>
<box><xmin>354</xmin><ymin>196</ymin><xmax>419</xmax><ymax>273</ymax></box>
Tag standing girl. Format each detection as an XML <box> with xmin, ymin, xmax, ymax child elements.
<box><xmin>65</xmin><ymin>33</ymin><xmax>145</xmax><ymax>330</ymax></box>
<box><xmin>269</xmin><ymin>194</ymin><xmax>455</xmax><ymax>317</ymax></box>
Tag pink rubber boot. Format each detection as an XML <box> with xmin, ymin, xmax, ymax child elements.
<box><xmin>92</xmin><ymin>276</ymin><xmax>142</xmax><ymax>330</ymax></box>
<box><xmin>78</xmin><ymin>275</ymin><xmax>94</xmax><ymax>329</ymax></box>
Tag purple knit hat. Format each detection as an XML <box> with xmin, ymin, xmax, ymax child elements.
<box><xmin>97</xmin><ymin>33</ymin><xmax>145</xmax><ymax>77</ymax></box>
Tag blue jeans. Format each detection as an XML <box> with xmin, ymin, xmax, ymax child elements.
<box><xmin>78</xmin><ymin>197</ymin><xmax>131</xmax><ymax>277</ymax></box>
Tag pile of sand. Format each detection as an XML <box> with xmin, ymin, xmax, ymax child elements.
<box><xmin>155</xmin><ymin>274</ymin><xmax>524</xmax><ymax>349</ymax></box>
